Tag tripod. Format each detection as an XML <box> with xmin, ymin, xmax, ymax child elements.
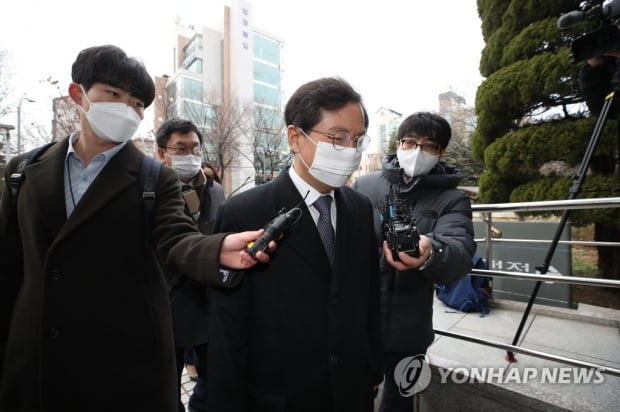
<box><xmin>506</xmin><ymin>59</ymin><xmax>620</xmax><ymax>362</ymax></box>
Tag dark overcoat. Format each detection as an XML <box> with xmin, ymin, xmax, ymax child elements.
<box><xmin>207</xmin><ymin>168</ymin><xmax>382</xmax><ymax>412</ymax></box>
<box><xmin>0</xmin><ymin>138</ymin><xmax>229</xmax><ymax>411</ymax></box>
<box><xmin>169</xmin><ymin>179</ymin><xmax>226</xmax><ymax>347</ymax></box>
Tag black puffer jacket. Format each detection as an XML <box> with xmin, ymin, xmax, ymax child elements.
<box><xmin>353</xmin><ymin>154</ymin><xmax>476</xmax><ymax>352</ymax></box>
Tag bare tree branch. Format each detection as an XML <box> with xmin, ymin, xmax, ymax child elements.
<box><xmin>159</xmin><ymin>80</ymin><xmax>288</xmax><ymax>192</ymax></box>
<box><xmin>0</xmin><ymin>49</ymin><xmax>14</xmax><ymax>119</ymax></box>
<box><xmin>247</xmin><ymin>103</ymin><xmax>291</xmax><ymax>184</ymax></box>
<box><xmin>180</xmin><ymin>89</ymin><xmax>254</xmax><ymax>188</ymax></box>
<box><xmin>20</xmin><ymin>122</ymin><xmax>52</xmax><ymax>148</ymax></box>
<box><xmin>20</xmin><ymin>77</ymin><xmax>80</xmax><ymax>146</ymax></box>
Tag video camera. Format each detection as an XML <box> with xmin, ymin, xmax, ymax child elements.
<box><xmin>558</xmin><ymin>0</ymin><xmax>620</xmax><ymax>61</ymax></box>
<box><xmin>379</xmin><ymin>186</ymin><xmax>420</xmax><ymax>262</ymax></box>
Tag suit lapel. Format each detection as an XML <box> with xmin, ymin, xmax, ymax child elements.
<box><xmin>330</xmin><ymin>188</ymin><xmax>355</xmax><ymax>296</ymax></box>
<box><xmin>21</xmin><ymin>138</ymin><xmax>70</xmax><ymax>239</ymax></box>
<box><xmin>52</xmin><ymin>142</ymin><xmax>143</xmax><ymax>247</ymax></box>
<box><xmin>272</xmin><ymin>170</ymin><xmax>331</xmax><ymax>274</ymax></box>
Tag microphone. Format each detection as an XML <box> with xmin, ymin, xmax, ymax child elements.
<box><xmin>245</xmin><ymin>191</ymin><xmax>308</xmax><ymax>259</ymax></box>
<box><xmin>245</xmin><ymin>207</ymin><xmax>302</xmax><ymax>259</ymax></box>
<box><xmin>557</xmin><ymin>10</ymin><xmax>584</xmax><ymax>29</ymax></box>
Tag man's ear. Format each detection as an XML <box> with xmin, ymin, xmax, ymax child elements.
<box><xmin>156</xmin><ymin>147</ymin><xmax>167</xmax><ymax>162</ymax></box>
<box><xmin>287</xmin><ymin>125</ymin><xmax>302</xmax><ymax>153</ymax></box>
<box><xmin>68</xmin><ymin>83</ymin><xmax>84</xmax><ymax>106</ymax></box>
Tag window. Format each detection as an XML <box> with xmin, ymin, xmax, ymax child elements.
<box><xmin>182</xmin><ymin>77</ymin><xmax>203</xmax><ymax>101</ymax></box>
<box><xmin>253</xmin><ymin>34</ymin><xmax>279</xmax><ymax>64</ymax></box>
<box><xmin>253</xmin><ymin>107</ymin><xmax>281</xmax><ymax>127</ymax></box>
<box><xmin>253</xmin><ymin>83</ymin><xmax>279</xmax><ymax>107</ymax></box>
<box><xmin>253</xmin><ymin>61</ymin><xmax>279</xmax><ymax>86</ymax></box>
<box><xmin>186</xmin><ymin>58</ymin><xmax>203</xmax><ymax>74</ymax></box>
<box><xmin>182</xmin><ymin>35</ymin><xmax>203</xmax><ymax>73</ymax></box>
<box><xmin>183</xmin><ymin>101</ymin><xmax>216</xmax><ymax>129</ymax></box>
<box><xmin>183</xmin><ymin>35</ymin><xmax>203</xmax><ymax>60</ymax></box>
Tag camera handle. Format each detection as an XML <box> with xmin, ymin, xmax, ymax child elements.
<box><xmin>506</xmin><ymin>58</ymin><xmax>620</xmax><ymax>362</ymax></box>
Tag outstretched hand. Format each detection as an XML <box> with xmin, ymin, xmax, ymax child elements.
<box><xmin>383</xmin><ymin>235</ymin><xmax>433</xmax><ymax>271</ymax></box>
<box><xmin>219</xmin><ymin>229</ymin><xmax>277</xmax><ymax>269</ymax></box>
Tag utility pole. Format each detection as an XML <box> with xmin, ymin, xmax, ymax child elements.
<box><xmin>17</xmin><ymin>95</ymin><xmax>35</xmax><ymax>155</ymax></box>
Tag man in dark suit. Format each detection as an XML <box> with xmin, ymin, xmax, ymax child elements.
<box><xmin>155</xmin><ymin>118</ymin><xmax>226</xmax><ymax>412</ymax></box>
<box><xmin>208</xmin><ymin>77</ymin><xmax>382</xmax><ymax>412</ymax></box>
<box><xmin>0</xmin><ymin>45</ymin><xmax>272</xmax><ymax>412</ymax></box>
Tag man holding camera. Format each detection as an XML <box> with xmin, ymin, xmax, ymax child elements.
<box><xmin>353</xmin><ymin>112</ymin><xmax>476</xmax><ymax>412</ymax></box>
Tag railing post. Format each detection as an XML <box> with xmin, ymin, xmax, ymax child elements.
<box><xmin>482</xmin><ymin>211</ymin><xmax>493</xmax><ymax>266</ymax></box>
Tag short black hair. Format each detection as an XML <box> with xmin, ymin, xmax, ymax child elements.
<box><xmin>71</xmin><ymin>45</ymin><xmax>155</xmax><ymax>108</ymax></box>
<box><xmin>397</xmin><ymin>112</ymin><xmax>451</xmax><ymax>149</ymax></box>
<box><xmin>155</xmin><ymin>118</ymin><xmax>203</xmax><ymax>147</ymax></box>
<box><xmin>284</xmin><ymin>77</ymin><xmax>368</xmax><ymax>131</ymax></box>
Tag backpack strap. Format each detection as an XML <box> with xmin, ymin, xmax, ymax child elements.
<box><xmin>9</xmin><ymin>141</ymin><xmax>56</xmax><ymax>208</ymax></box>
<box><xmin>197</xmin><ymin>175</ymin><xmax>213</xmax><ymax>226</ymax></box>
<box><xmin>139</xmin><ymin>156</ymin><xmax>163</xmax><ymax>248</ymax></box>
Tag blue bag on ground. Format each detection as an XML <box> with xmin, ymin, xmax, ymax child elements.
<box><xmin>435</xmin><ymin>255</ymin><xmax>492</xmax><ymax>315</ymax></box>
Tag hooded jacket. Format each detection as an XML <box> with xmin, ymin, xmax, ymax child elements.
<box><xmin>353</xmin><ymin>154</ymin><xmax>476</xmax><ymax>352</ymax></box>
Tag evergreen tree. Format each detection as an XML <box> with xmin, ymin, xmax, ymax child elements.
<box><xmin>474</xmin><ymin>0</ymin><xmax>620</xmax><ymax>279</ymax></box>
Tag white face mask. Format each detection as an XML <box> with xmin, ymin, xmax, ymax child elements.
<box><xmin>169</xmin><ymin>154</ymin><xmax>202</xmax><ymax>179</ymax></box>
<box><xmin>299</xmin><ymin>140</ymin><xmax>362</xmax><ymax>188</ymax></box>
<box><xmin>79</xmin><ymin>85</ymin><xmax>142</xmax><ymax>143</ymax></box>
<box><xmin>397</xmin><ymin>147</ymin><xmax>439</xmax><ymax>177</ymax></box>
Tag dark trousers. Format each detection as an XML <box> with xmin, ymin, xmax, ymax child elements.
<box><xmin>379</xmin><ymin>350</ymin><xmax>426</xmax><ymax>412</ymax></box>
<box><xmin>175</xmin><ymin>343</ymin><xmax>208</xmax><ymax>412</ymax></box>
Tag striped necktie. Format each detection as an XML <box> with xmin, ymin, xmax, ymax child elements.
<box><xmin>313</xmin><ymin>195</ymin><xmax>335</xmax><ymax>260</ymax></box>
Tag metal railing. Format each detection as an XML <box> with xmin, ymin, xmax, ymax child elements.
<box><xmin>433</xmin><ymin>196</ymin><xmax>620</xmax><ymax>378</ymax></box>
<box><xmin>475</xmin><ymin>197</ymin><xmax>620</xmax><ymax>268</ymax></box>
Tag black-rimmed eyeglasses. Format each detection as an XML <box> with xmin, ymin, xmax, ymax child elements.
<box><xmin>399</xmin><ymin>139</ymin><xmax>441</xmax><ymax>155</ymax></box>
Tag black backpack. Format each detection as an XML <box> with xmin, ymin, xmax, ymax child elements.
<box><xmin>8</xmin><ymin>142</ymin><xmax>57</xmax><ymax>206</ymax></box>
<box><xmin>8</xmin><ymin>142</ymin><xmax>163</xmax><ymax>248</ymax></box>
<box><xmin>139</xmin><ymin>155</ymin><xmax>163</xmax><ymax>247</ymax></box>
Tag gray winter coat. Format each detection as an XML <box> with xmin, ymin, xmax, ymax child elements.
<box><xmin>353</xmin><ymin>154</ymin><xmax>476</xmax><ymax>352</ymax></box>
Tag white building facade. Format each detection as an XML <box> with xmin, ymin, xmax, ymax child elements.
<box><xmin>156</xmin><ymin>0</ymin><xmax>285</xmax><ymax>194</ymax></box>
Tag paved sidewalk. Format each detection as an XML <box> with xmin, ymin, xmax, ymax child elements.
<box><xmin>426</xmin><ymin>296</ymin><xmax>620</xmax><ymax>411</ymax></box>
<box><xmin>179</xmin><ymin>367</ymin><xmax>195</xmax><ymax>409</ymax></box>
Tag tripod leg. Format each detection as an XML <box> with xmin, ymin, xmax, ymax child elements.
<box><xmin>505</xmin><ymin>90</ymin><xmax>616</xmax><ymax>361</ymax></box>
<box><xmin>616</xmin><ymin>115</ymin><xmax>620</xmax><ymax>184</ymax></box>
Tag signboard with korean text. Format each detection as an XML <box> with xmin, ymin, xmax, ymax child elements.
<box><xmin>473</xmin><ymin>221</ymin><xmax>572</xmax><ymax>308</ymax></box>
